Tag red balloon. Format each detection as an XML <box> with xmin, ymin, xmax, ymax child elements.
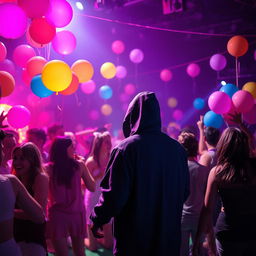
<box><xmin>0</xmin><ymin>71</ymin><xmax>15</xmax><ymax>97</ymax></box>
<box><xmin>29</xmin><ymin>17</ymin><xmax>56</xmax><ymax>45</ymax></box>
<box><xmin>60</xmin><ymin>73</ymin><xmax>79</xmax><ymax>95</ymax></box>
<box><xmin>227</xmin><ymin>35</ymin><xmax>248</xmax><ymax>58</ymax></box>
<box><xmin>18</xmin><ymin>0</ymin><xmax>49</xmax><ymax>18</ymax></box>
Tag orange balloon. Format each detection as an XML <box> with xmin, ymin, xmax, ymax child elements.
<box><xmin>0</xmin><ymin>71</ymin><xmax>15</xmax><ymax>97</ymax></box>
<box><xmin>60</xmin><ymin>73</ymin><xmax>79</xmax><ymax>95</ymax></box>
<box><xmin>26</xmin><ymin>56</ymin><xmax>47</xmax><ymax>77</ymax></box>
<box><xmin>71</xmin><ymin>60</ymin><xmax>94</xmax><ymax>83</ymax></box>
<box><xmin>227</xmin><ymin>35</ymin><xmax>248</xmax><ymax>57</ymax></box>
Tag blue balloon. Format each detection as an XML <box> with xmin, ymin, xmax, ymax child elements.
<box><xmin>219</xmin><ymin>83</ymin><xmax>238</xmax><ymax>97</ymax></box>
<box><xmin>203</xmin><ymin>111</ymin><xmax>223</xmax><ymax>129</ymax></box>
<box><xmin>31</xmin><ymin>75</ymin><xmax>54</xmax><ymax>98</ymax></box>
<box><xmin>193</xmin><ymin>98</ymin><xmax>205</xmax><ymax>110</ymax></box>
<box><xmin>99</xmin><ymin>85</ymin><xmax>113</xmax><ymax>100</ymax></box>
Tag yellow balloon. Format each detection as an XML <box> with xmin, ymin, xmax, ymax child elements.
<box><xmin>242</xmin><ymin>82</ymin><xmax>256</xmax><ymax>99</ymax></box>
<box><xmin>42</xmin><ymin>60</ymin><xmax>72</xmax><ymax>92</ymax></box>
<box><xmin>167</xmin><ymin>97</ymin><xmax>178</xmax><ymax>108</ymax></box>
<box><xmin>71</xmin><ymin>60</ymin><xmax>94</xmax><ymax>83</ymax></box>
<box><xmin>100</xmin><ymin>62</ymin><xmax>116</xmax><ymax>79</ymax></box>
<box><xmin>101</xmin><ymin>104</ymin><xmax>112</xmax><ymax>116</ymax></box>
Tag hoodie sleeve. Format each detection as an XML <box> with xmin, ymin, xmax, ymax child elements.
<box><xmin>90</xmin><ymin>148</ymin><xmax>132</xmax><ymax>226</ymax></box>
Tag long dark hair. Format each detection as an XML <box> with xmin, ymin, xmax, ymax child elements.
<box><xmin>216</xmin><ymin>127</ymin><xmax>250</xmax><ymax>183</ymax></box>
<box><xmin>50</xmin><ymin>137</ymin><xmax>79</xmax><ymax>187</ymax></box>
<box><xmin>12</xmin><ymin>142</ymin><xmax>44</xmax><ymax>193</ymax></box>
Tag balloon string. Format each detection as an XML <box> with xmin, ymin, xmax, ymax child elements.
<box><xmin>235</xmin><ymin>57</ymin><xmax>239</xmax><ymax>88</ymax></box>
<box><xmin>134</xmin><ymin>64</ymin><xmax>138</xmax><ymax>89</ymax></box>
<box><xmin>192</xmin><ymin>78</ymin><xmax>196</xmax><ymax>97</ymax></box>
<box><xmin>74</xmin><ymin>92</ymin><xmax>81</xmax><ymax>107</ymax></box>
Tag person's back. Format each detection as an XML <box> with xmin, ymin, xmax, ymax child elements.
<box><xmin>91</xmin><ymin>92</ymin><xmax>189</xmax><ymax>256</ymax></box>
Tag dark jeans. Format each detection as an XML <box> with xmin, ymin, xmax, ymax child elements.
<box><xmin>216</xmin><ymin>239</ymin><xmax>256</xmax><ymax>256</ymax></box>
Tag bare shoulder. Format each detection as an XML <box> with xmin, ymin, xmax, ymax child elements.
<box><xmin>6</xmin><ymin>174</ymin><xmax>22</xmax><ymax>195</ymax></box>
<box><xmin>85</xmin><ymin>156</ymin><xmax>97</xmax><ymax>169</ymax></box>
<box><xmin>35</xmin><ymin>172</ymin><xmax>49</xmax><ymax>182</ymax></box>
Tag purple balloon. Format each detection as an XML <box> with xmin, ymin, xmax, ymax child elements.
<box><xmin>7</xmin><ymin>105</ymin><xmax>31</xmax><ymax>129</ymax></box>
<box><xmin>52</xmin><ymin>30</ymin><xmax>76</xmax><ymax>55</ymax></box>
<box><xmin>129</xmin><ymin>49</ymin><xmax>144</xmax><ymax>64</ymax></box>
<box><xmin>46</xmin><ymin>0</ymin><xmax>73</xmax><ymax>28</ymax></box>
<box><xmin>116</xmin><ymin>65</ymin><xmax>127</xmax><ymax>79</ymax></box>
<box><xmin>173</xmin><ymin>109</ymin><xmax>183</xmax><ymax>121</ymax></box>
<box><xmin>186</xmin><ymin>63</ymin><xmax>200</xmax><ymax>78</ymax></box>
<box><xmin>0</xmin><ymin>59</ymin><xmax>16</xmax><ymax>77</ymax></box>
<box><xmin>208</xmin><ymin>91</ymin><xmax>232</xmax><ymax>114</ymax></box>
<box><xmin>209</xmin><ymin>54</ymin><xmax>227</xmax><ymax>71</ymax></box>
<box><xmin>18</xmin><ymin>0</ymin><xmax>49</xmax><ymax>18</ymax></box>
<box><xmin>0</xmin><ymin>3</ymin><xmax>27</xmax><ymax>39</ymax></box>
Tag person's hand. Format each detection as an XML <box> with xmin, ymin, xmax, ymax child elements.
<box><xmin>197</xmin><ymin>115</ymin><xmax>204</xmax><ymax>131</ymax></box>
<box><xmin>90</xmin><ymin>223</ymin><xmax>104</xmax><ymax>238</ymax></box>
<box><xmin>226</xmin><ymin>112</ymin><xmax>242</xmax><ymax>125</ymax></box>
<box><xmin>0</xmin><ymin>111</ymin><xmax>8</xmax><ymax>129</ymax></box>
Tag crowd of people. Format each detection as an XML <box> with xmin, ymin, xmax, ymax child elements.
<box><xmin>0</xmin><ymin>91</ymin><xmax>256</xmax><ymax>256</ymax></box>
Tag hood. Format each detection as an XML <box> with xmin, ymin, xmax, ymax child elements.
<box><xmin>122</xmin><ymin>91</ymin><xmax>161</xmax><ymax>138</ymax></box>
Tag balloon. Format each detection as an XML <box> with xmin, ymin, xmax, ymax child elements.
<box><xmin>173</xmin><ymin>109</ymin><xmax>183</xmax><ymax>121</ymax></box>
<box><xmin>242</xmin><ymin>82</ymin><xmax>256</xmax><ymax>99</ymax></box>
<box><xmin>0</xmin><ymin>3</ymin><xmax>27</xmax><ymax>39</ymax></box>
<box><xmin>29</xmin><ymin>17</ymin><xmax>56</xmax><ymax>45</ymax></box>
<box><xmin>80</xmin><ymin>80</ymin><xmax>96</xmax><ymax>94</ymax></box>
<box><xmin>160</xmin><ymin>69</ymin><xmax>173</xmax><ymax>82</ymax></box>
<box><xmin>17</xmin><ymin>0</ymin><xmax>49</xmax><ymax>18</ymax></box>
<box><xmin>116</xmin><ymin>65</ymin><xmax>127</xmax><ymax>79</ymax></box>
<box><xmin>100</xmin><ymin>62</ymin><xmax>116</xmax><ymax>79</ymax></box>
<box><xmin>232</xmin><ymin>90</ymin><xmax>254</xmax><ymax>113</ymax></box>
<box><xmin>186</xmin><ymin>63</ymin><xmax>200</xmax><ymax>78</ymax></box>
<box><xmin>26</xmin><ymin>29</ymin><xmax>45</xmax><ymax>48</ymax></box>
<box><xmin>209</xmin><ymin>54</ymin><xmax>227</xmax><ymax>71</ymax></box>
<box><xmin>227</xmin><ymin>35</ymin><xmax>248</xmax><ymax>58</ymax></box>
<box><xmin>208</xmin><ymin>91</ymin><xmax>232</xmax><ymax>114</ymax></box>
<box><xmin>0</xmin><ymin>71</ymin><xmax>15</xmax><ymax>97</ymax></box>
<box><xmin>203</xmin><ymin>111</ymin><xmax>223</xmax><ymax>129</ymax></box>
<box><xmin>13</xmin><ymin>44</ymin><xmax>36</xmax><ymax>68</ymax></box>
<box><xmin>0</xmin><ymin>59</ymin><xmax>15</xmax><ymax>76</ymax></box>
<box><xmin>101</xmin><ymin>104</ymin><xmax>112</xmax><ymax>116</ymax></box>
<box><xmin>111</xmin><ymin>40</ymin><xmax>125</xmax><ymax>55</ymax></box>
<box><xmin>99</xmin><ymin>85</ymin><xmax>113</xmax><ymax>100</ymax></box>
<box><xmin>60</xmin><ymin>73</ymin><xmax>79</xmax><ymax>95</ymax></box>
<box><xmin>0</xmin><ymin>42</ymin><xmax>7</xmax><ymax>62</ymax></box>
<box><xmin>0</xmin><ymin>0</ymin><xmax>17</xmax><ymax>3</ymax></box>
<box><xmin>243</xmin><ymin>105</ymin><xmax>256</xmax><ymax>124</ymax></box>
<box><xmin>21</xmin><ymin>68</ymin><xmax>31</xmax><ymax>86</ymax></box>
<box><xmin>129</xmin><ymin>49</ymin><xmax>144</xmax><ymax>64</ymax></box>
<box><xmin>167</xmin><ymin>97</ymin><xmax>178</xmax><ymax>108</ymax></box>
<box><xmin>46</xmin><ymin>0</ymin><xmax>73</xmax><ymax>28</ymax></box>
<box><xmin>71</xmin><ymin>60</ymin><xmax>94</xmax><ymax>83</ymax></box>
<box><xmin>89</xmin><ymin>110</ymin><xmax>100</xmax><ymax>120</ymax></box>
<box><xmin>193</xmin><ymin>98</ymin><xmax>205</xmax><ymax>110</ymax></box>
<box><xmin>7</xmin><ymin>105</ymin><xmax>31</xmax><ymax>129</ymax></box>
<box><xmin>42</xmin><ymin>60</ymin><xmax>72</xmax><ymax>92</ymax></box>
<box><xmin>52</xmin><ymin>30</ymin><xmax>76</xmax><ymax>55</ymax></box>
<box><xmin>220</xmin><ymin>83</ymin><xmax>238</xmax><ymax>98</ymax></box>
<box><xmin>31</xmin><ymin>75</ymin><xmax>53</xmax><ymax>98</ymax></box>
<box><xmin>26</xmin><ymin>56</ymin><xmax>47</xmax><ymax>77</ymax></box>
<box><xmin>124</xmin><ymin>83</ymin><xmax>136</xmax><ymax>95</ymax></box>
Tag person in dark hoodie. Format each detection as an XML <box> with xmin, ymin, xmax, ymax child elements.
<box><xmin>90</xmin><ymin>91</ymin><xmax>190</xmax><ymax>256</ymax></box>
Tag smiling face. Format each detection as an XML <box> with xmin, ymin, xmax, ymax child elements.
<box><xmin>12</xmin><ymin>148</ymin><xmax>31</xmax><ymax>177</ymax></box>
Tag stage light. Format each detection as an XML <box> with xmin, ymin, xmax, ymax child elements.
<box><xmin>221</xmin><ymin>81</ymin><xmax>226</xmax><ymax>85</ymax></box>
<box><xmin>76</xmin><ymin>1</ymin><xmax>84</xmax><ymax>10</ymax></box>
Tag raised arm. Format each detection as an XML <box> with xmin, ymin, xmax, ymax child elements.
<box><xmin>197</xmin><ymin>115</ymin><xmax>207</xmax><ymax>155</ymax></box>
<box><xmin>80</xmin><ymin>161</ymin><xmax>96</xmax><ymax>192</ymax></box>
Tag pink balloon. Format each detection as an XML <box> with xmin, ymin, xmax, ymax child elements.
<box><xmin>21</xmin><ymin>68</ymin><xmax>31</xmax><ymax>86</ymax></box>
<box><xmin>0</xmin><ymin>42</ymin><xmax>7</xmax><ymax>62</ymax></box>
<box><xmin>52</xmin><ymin>30</ymin><xmax>76</xmax><ymax>55</ymax></box>
<box><xmin>209</xmin><ymin>54</ymin><xmax>227</xmax><ymax>71</ymax></box>
<box><xmin>89</xmin><ymin>110</ymin><xmax>100</xmax><ymax>121</ymax></box>
<box><xmin>124</xmin><ymin>83</ymin><xmax>136</xmax><ymax>95</ymax></box>
<box><xmin>112</xmin><ymin>40</ymin><xmax>125</xmax><ymax>55</ymax></box>
<box><xmin>129</xmin><ymin>49</ymin><xmax>144</xmax><ymax>64</ymax></box>
<box><xmin>0</xmin><ymin>3</ymin><xmax>27</xmax><ymax>39</ymax></box>
<box><xmin>13</xmin><ymin>44</ymin><xmax>36</xmax><ymax>68</ymax></box>
<box><xmin>46</xmin><ymin>0</ymin><xmax>73</xmax><ymax>28</ymax></box>
<box><xmin>0</xmin><ymin>59</ymin><xmax>16</xmax><ymax>77</ymax></box>
<box><xmin>7</xmin><ymin>105</ymin><xmax>31</xmax><ymax>129</ymax></box>
<box><xmin>18</xmin><ymin>0</ymin><xmax>49</xmax><ymax>18</ymax></box>
<box><xmin>26</xmin><ymin>29</ymin><xmax>45</xmax><ymax>48</ymax></box>
<box><xmin>208</xmin><ymin>91</ymin><xmax>232</xmax><ymax>114</ymax></box>
<box><xmin>173</xmin><ymin>109</ymin><xmax>183</xmax><ymax>121</ymax></box>
<box><xmin>26</xmin><ymin>56</ymin><xmax>47</xmax><ymax>77</ymax></box>
<box><xmin>232</xmin><ymin>90</ymin><xmax>254</xmax><ymax>113</ymax></box>
<box><xmin>81</xmin><ymin>80</ymin><xmax>96</xmax><ymax>94</ymax></box>
<box><xmin>116</xmin><ymin>65</ymin><xmax>127</xmax><ymax>79</ymax></box>
<box><xmin>186</xmin><ymin>63</ymin><xmax>200</xmax><ymax>78</ymax></box>
<box><xmin>160</xmin><ymin>69</ymin><xmax>173</xmax><ymax>82</ymax></box>
<box><xmin>243</xmin><ymin>104</ymin><xmax>256</xmax><ymax>124</ymax></box>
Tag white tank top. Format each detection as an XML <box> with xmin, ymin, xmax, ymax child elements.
<box><xmin>0</xmin><ymin>175</ymin><xmax>15</xmax><ymax>222</ymax></box>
